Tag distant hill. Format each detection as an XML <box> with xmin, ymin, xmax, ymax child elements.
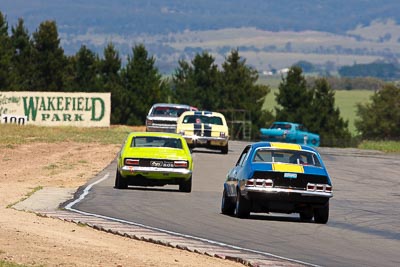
<box><xmin>3</xmin><ymin>0</ymin><xmax>400</xmax><ymax>35</ymax></box>
<box><xmin>2</xmin><ymin>0</ymin><xmax>400</xmax><ymax>73</ymax></box>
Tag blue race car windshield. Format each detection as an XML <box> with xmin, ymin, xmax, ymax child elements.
<box><xmin>131</xmin><ymin>136</ymin><xmax>183</xmax><ymax>149</ymax></box>
<box><xmin>253</xmin><ymin>148</ymin><xmax>322</xmax><ymax>167</ymax></box>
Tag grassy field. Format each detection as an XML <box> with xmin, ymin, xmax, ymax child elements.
<box><xmin>334</xmin><ymin>90</ymin><xmax>374</xmax><ymax>134</ymax></box>
<box><xmin>0</xmin><ymin>261</ymin><xmax>27</xmax><ymax>267</ymax></box>
<box><xmin>358</xmin><ymin>140</ymin><xmax>400</xmax><ymax>153</ymax></box>
<box><xmin>1</xmin><ymin>124</ymin><xmax>398</xmax><ymax>153</ymax></box>
<box><xmin>262</xmin><ymin>85</ymin><xmax>374</xmax><ymax>135</ymax></box>
<box><xmin>0</xmin><ymin>124</ymin><xmax>136</xmax><ymax>148</ymax></box>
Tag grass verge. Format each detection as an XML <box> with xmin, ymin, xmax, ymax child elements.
<box><xmin>358</xmin><ymin>140</ymin><xmax>400</xmax><ymax>153</ymax></box>
<box><xmin>0</xmin><ymin>261</ymin><xmax>29</xmax><ymax>267</ymax></box>
<box><xmin>0</xmin><ymin>124</ymin><xmax>142</xmax><ymax>147</ymax></box>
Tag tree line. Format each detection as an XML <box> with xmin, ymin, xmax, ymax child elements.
<box><xmin>1</xmin><ymin>13</ymin><xmax>398</xmax><ymax>145</ymax></box>
<box><xmin>338</xmin><ymin>62</ymin><xmax>400</xmax><ymax>80</ymax></box>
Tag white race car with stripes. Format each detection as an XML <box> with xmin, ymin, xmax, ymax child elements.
<box><xmin>176</xmin><ymin>111</ymin><xmax>229</xmax><ymax>154</ymax></box>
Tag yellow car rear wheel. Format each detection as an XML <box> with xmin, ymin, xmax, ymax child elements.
<box><xmin>115</xmin><ymin>170</ymin><xmax>128</xmax><ymax>189</ymax></box>
<box><xmin>179</xmin><ymin>175</ymin><xmax>192</xmax><ymax>193</ymax></box>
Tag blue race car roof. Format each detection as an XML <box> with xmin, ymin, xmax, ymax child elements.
<box><xmin>251</xmin><ymin>141</ymin><xmax>318</xmax><ymax>153</ymax></box>
<box><xmin>248</xmin><ymin>142</ymin><xmax>327</xmax><ymax>176</ymax></box>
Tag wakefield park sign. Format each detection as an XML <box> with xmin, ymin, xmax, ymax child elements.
<box><xmin>0</xmin><ymin>92</ymin><xmax>110</xmax><ymax>127</ymax></box>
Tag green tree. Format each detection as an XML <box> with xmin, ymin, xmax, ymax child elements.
<box><xmin>220</xmin><ymin>49</ymin><xmax>273</xmax><ymax>139</ymax></box>
<box><xmin>339</xmin><ymin>62</ymin><xmax>400</xmax><ymax>80</ymax></box>
<box><xmin>275</xmin><ymin>66</ymin><xmax>313</xmax><ymax>124</ymax></box>
<box><xmin>173</xmin><ymin>51</ymin><xmax>221</xmax><ymax>110</ymax></box>
<box><xmin>10</xmin><ymin>18</ymin><xmax>34</xmax><ymax>91</ymax></box>
<box><xmin>173</xmin><ymin>60</ymin><xmax>195</xmax><ymax>104</ymax></box>
<box><xmin>65</xmin><ymin>45</ymin><xmax>100</xmax><ymax>92</ymax></box>
<box><xmin>310</xmin><ymin>78</ymin><xmax>352</xmax><ymax>146</ymax></box>
<box><xmin>99</xmin><ymin>43</ymin><xmax>125</xmax><ymax>124</ymax></box>
<box><xmin>293</xmin><ymin>60</ymin><xmax>315</xmax><ymax>73</ymax></box>
<box><xmin>355</xmin><ymin>84</ymin><xmax>400</xmax><ymax>140</ymax></box>
<box><xmin>100</xmin><ymin>43</ymin><xmax>121</xmax><ymax>85</ymax></box>
<box><xmin>31</xmin><ymin>20</ymin><xmax>66</xmax><ymax>91</ymax></box>
<box><xmin>191</xmin><ymin>52</ymin><xmax>221</xmax><ymax>110</ymax></box>
<box><xmin>0</xmin><ymin>12</ymin><xmax>12</xmax><ymax>90</ymax></box>
<box><xmin>121</xmin><ymin>44</ymin><xmax>169</xmax><ymax>125</ymax></box>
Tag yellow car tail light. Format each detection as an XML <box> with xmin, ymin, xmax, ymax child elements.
<box><xmin>125</xmin><ymin>159</ymin><xmax>139</xmax><ymax>166</ymax></box>
<box><xmin>174</xmin><ymin>161</ymin><xmax>188</xmax><ymax>168</ymax></box>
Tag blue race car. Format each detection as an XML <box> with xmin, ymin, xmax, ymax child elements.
<box><xmin>259</xmin><ymin>122</ymin><xmax>320</xmax><ymax>147</ymax></box>
<box><xmin>221</xmin><ymin>142</ymin><xmax>332</xmax><ymax>223</ymax></box>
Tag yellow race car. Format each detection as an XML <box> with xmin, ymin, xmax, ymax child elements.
<box><xmin>176</xmin><ymin>110</ymin><xmax>229</xmax><ymax>154</ymax></box>
<box><xmin>115</xmin><ymin>132</ymin><xmax>193</xmax><ymax>192</ymax></box>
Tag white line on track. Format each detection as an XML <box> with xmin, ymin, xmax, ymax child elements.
<box><xmin>65</xmin><ymin>173</ymin><xmax>319</xmax><ymax>267</ymax></box>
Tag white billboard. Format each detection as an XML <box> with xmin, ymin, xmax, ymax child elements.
<box><xmin>0</xmin><ymin>92</ymin><xmax>111</xmax><ymax>127</ymax></box>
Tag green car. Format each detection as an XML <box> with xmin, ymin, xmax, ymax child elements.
<box><xmin>115</xmin><ymin>132</ymin><xmax>193</xmax><ymax>192</ymax></box>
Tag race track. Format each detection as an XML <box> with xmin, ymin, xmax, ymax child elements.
<box><xmin>72</xmin><ymin>141</ymin><xmax>400</xmax><ymax>267</ymax></box>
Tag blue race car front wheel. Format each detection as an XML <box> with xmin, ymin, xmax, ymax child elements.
<box><xmin>221</xmin><ymin>188</ymin><xmax>235</xmax><ymax>215</ymax></box>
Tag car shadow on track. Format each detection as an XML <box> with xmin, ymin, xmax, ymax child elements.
<box><xmin>191</xmin><ymin>149</ymin><xmax>226</xmax><ymax>155</ymax></box>
<box><xmin>124</xmin><ymin>186</ymin><xmax>181</xmax><ymax>193</ymax></box>
<box><xmin>225</xmin><ymin>213</ymin><xmax>315</xmax><ymax>224</ymax></box>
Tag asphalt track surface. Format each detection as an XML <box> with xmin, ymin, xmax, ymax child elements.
<box><xmin>73</xmin><ymin>141</ymin><xmax>400</xmax><ymax>267</ymax></box>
